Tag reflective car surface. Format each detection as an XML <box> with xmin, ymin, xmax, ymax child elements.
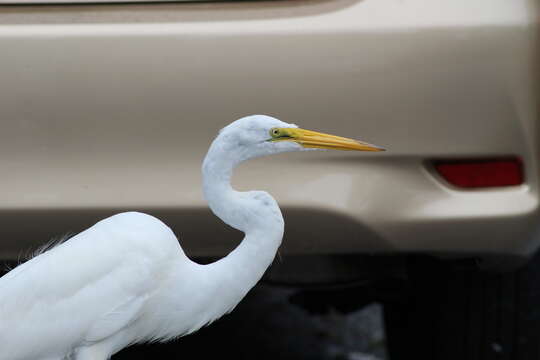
<box><xmin>1</xmin><ymin>0</ymin><xmax>538</xmax><ymax>262</ymax></box>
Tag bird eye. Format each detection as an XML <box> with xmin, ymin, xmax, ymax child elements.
<box><xmin>270</xmin><ymin>128</ymin><xmax>280</xmax><ymax>138</ymax></box>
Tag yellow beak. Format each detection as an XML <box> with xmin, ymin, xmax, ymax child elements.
<box><xmin>271</xmin><ymin>128</ymin><xmax>386</xmax><ymax>152</ymax></box>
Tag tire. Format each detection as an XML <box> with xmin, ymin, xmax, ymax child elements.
<box><xmin>383</xmin><ymin>253</ymin><xmax>540</xmax><ymax>360</ymax></box>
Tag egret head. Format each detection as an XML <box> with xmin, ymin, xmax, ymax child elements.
<box><xmin>204</xmin><ymin>115</ymin><xmax>385</xmax><ymax>232</ymax></box>
<box><xmin>215</xmin><ymin>115</ymin><xmax>385</xmax><ymax>163</ymax></box>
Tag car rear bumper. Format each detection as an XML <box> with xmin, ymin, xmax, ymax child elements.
<box><xmin>0</xmin><ymin>0</ymin><xmax>538</xmax><ymax>260</ymax></box>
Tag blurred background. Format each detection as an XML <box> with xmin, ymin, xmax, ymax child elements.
<box><xmin>115</xmin><ymin>285</ymin><xmax>388</xmax><ymax>360</ymax></box>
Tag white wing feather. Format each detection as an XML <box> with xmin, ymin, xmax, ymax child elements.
<box><xmin>0</xmin><ymin>212</ymin><xmax>180</xmax><ymax>360</ymax></box>
<box><xmin>85</xmin><ymin>295</ymin><xmax>148</xmax><ymax>343</ymax></box>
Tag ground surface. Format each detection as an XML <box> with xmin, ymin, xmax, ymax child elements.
<box><xmin>114</xmin><ymin>284</ymin><xmax>388</xmax><ymax>360</ymax></box>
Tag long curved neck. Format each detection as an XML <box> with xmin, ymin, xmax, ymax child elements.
<box><xmin>197</xmin><ymin>141</ymin><xmax>284</xmax><ymax>317</ymax></box>
<box><xmin>201</xmin><ymin>146</ymin><xmax>237</xmax><ymax>228</ymax></box>
<box><xmin>154</xmin><ymin>146</ymin><xmax>283</xmax><ymax>341</ymax></box>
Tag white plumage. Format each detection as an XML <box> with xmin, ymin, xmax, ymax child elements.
<box><xmin>0</xmin><ymin>115</ymin><xmax>383</xmax><ymax>360</ymax></box>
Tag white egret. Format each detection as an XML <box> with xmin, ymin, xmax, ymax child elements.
<box><xmin>0</xmin><ymin>115</ymin><xmax>384</xmax><ymax>360</ymax></box>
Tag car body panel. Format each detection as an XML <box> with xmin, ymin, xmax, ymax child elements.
<box><xmin>0</xmin><ymin>0</ymin><xmax>538</xmax><ymax>260</ymax></box>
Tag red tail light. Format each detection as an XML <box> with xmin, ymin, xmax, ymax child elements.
<box><xmin>433</xmin><ymin>158</ymin><xmax>524</xmax><ymax>188</ymax></box>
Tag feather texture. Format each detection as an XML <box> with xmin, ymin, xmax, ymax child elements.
<box><xmin>0</xmin><ymin>115</ymin><xmax>292</xmax><ymax>360</ymax></box>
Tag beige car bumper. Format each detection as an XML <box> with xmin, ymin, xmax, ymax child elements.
<box><xmin>0</xmin><ymin>0</ymin><xmax>538</xmax><ymax>260</ymax></box>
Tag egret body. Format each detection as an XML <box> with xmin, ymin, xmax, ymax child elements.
<box><xmin>0</xmin><ymin>115</ymin><xmax>384</xmax><ymax>360</ymax></box>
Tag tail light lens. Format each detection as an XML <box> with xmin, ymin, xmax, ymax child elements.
<box><xmin>433</xmin><ymin>157</ymin><xmax>524</xmax><ymax>188</ymax></box>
